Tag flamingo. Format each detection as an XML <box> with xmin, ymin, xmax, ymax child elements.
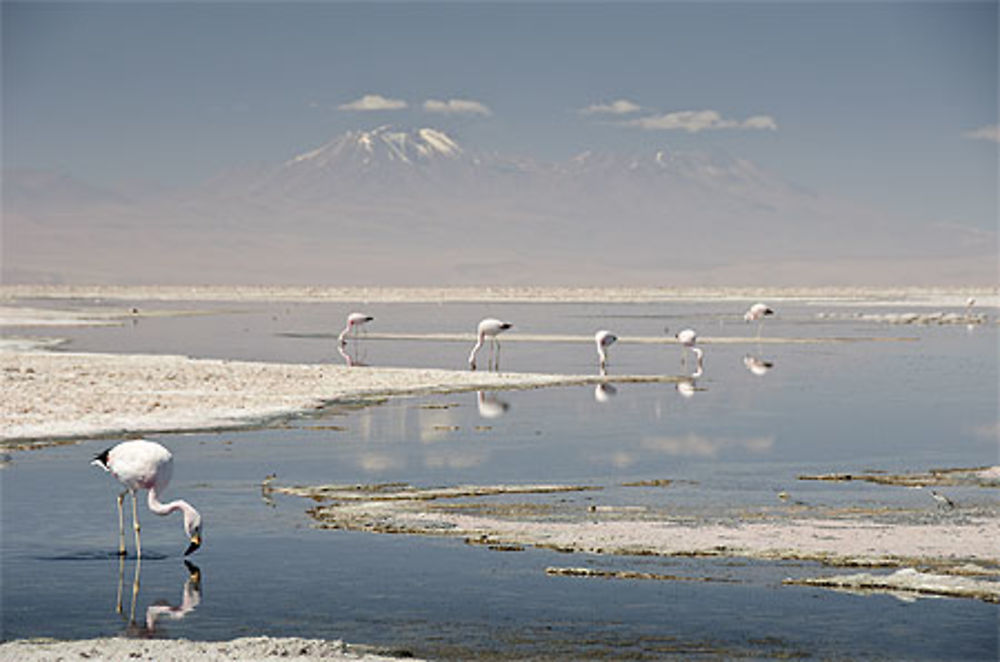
<box><xmin>674</xmin><ymin>328</ymin><xmax>698</xmax><ymax>367</ymax></box>
<box><xmin>744</xmin><ymin>302</ymin><xmax>774</xmax><ymax>337</ymax></box>
<box><xmin>594</xmin><ymin>330</ymin><xmax>617</xmax><ymax>371</ymax></box>
<box><xmin>469</xmin><ymin>318</ymin><xmax>512</xmax><ymax>371</ymax></box>
<box><xmin>92</xmin><ymin>439</ymin><xmax>202</xmax><ymax>558</ymax></box>
<box><xmin>690</xmin><ymin>347</ymin><xmax>704</xmax><ymax>377</ymax></box>
<box><xmin>338</xmin><ymin>312</ymin><xmax>374</xmax><ymax>345</ymax></box>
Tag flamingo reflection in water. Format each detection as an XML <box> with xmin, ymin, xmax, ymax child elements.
<box><xmin>476</xmin><ymin>391</ymin><xmax>510</xmax><ymax>419</ymax></box>
<box><xmin>117</xmin><ymin>557</ymin><xmax>202</xmax><ymax>636</ymax></box>
<box><xmin>743</xmin><ymin>354</ymin><xmax>774</xmax><ymax>377</ymax></box>
<box><xmin>594</xmin><ymin>382</ymin><xmax>618</xmax><ymax>402</ymax></box>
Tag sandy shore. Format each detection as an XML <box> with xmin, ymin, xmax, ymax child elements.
<box><xmin>0</xmin><ymin>636</ymin><xmax>422</xmax><ymax>661</ymax></box>
<box><xmin>0</xmin><ymin>350</ymin><xmax>678</xmax><ymax>442</ymax></box>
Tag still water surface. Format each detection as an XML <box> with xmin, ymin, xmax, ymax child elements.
<box><xmin>2</xmin><ymin>299</ymin><xmax>997</xmax><ymax>658</ymax></box>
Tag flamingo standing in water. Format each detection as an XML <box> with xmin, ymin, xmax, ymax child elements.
<box><xmin>674</xmin><ymin>328</ymin><xmax>700</xmax><ymax>367</ymax></box>
<box><xmin>594</xmin><ymin>330</ymin><xmax>617</xmax><ymax>372</ymax></box>
<box><xmin>469</xmin><ymin>318</ymin><xmax>512</xmax><ymax>371</ymax></box>
<box><xmin>92</xmin><ymin>439</ymin><xmax>202</xmax><ymax>557</ymax></box>
<box><xmin>338</xmin><ymin>312</ymin><xmax>374</xmax><ymax>345</ymax></box>
<box><xmin>744</xmin><ymin>303</ymin><xmax>774</xmax><ymax>337</ymax></box>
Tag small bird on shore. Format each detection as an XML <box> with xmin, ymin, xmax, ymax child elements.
<box><xmin>594</xmin><ymin>330</ymin><xmax>617</xmax><ymax>372</ymax></box>
<box><xmin>469</xmin><ymin>318</ymin><xmax>512</xmax><ymax>371</ymax></box>
<box><xmin>930</xmin><ymin>490</ymin><xmax>955</xmax><ymax>509</ymax></box>
<box><xmin>338</xmin><ymin>312</ymin><xmax>374</xmax><ymax>345</ymax></box>
<box><xmin>92</xmin><ymin>439</ymin><xmax>202</xmax><ymax>557</ymax></box>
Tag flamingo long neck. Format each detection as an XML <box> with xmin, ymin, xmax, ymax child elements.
<box><xmin>148</xmin><ymin>488</ymin><xmax>197</xmax><ymax>529</ymax></box>
<box><xmin>469</xmin><ymin>334</ymin><xmax>485</xmax><ymax>364</ymax></box>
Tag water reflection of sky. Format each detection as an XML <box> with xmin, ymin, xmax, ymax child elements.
<box><xmin>2</xmin><ymin>299</ymin><xmax>997</xmax><ymax>657</ymax></box>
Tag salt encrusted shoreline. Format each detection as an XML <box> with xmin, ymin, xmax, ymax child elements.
<box><xmin>2</xmin><ymin>284</ymin><xmax>996</xmax><ymax>306</ymax></box>
<box><xmin>0</xmin><ymin>636</ymin><xmax>422</xmax><ymax>662</ymax></box>
<box><xmin>0</xmin><ymin>350</ymin><xmax>678</xmax><ymax>442</ymax></box>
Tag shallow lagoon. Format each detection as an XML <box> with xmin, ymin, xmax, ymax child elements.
<box><xmin>2</xmin><ymin>298</ymin><xmax>998</xmax><ymax>658</ymax></box>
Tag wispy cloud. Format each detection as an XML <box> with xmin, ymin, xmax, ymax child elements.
<box><xmin>963</xmin><ymin>124</ymin><xmax>1000</xmax><ymax>143</ymax></box>
<box><xmin>338</xmin><ymin>94</ymin><xmax>408</xmax><ymax>112</ymax></box>
<box><xmin>580</xmin><ymin>99</ymin><xmax>643</xmax><ymax>115</ymax></box>
<box><xmin>423</xmin><ymin>98</ymin><xmax>493</xmax><ymax>116</ymax></box>
<box><xmin>624</xmin><ymin>110</ymin><xmax>777</xmax><ymax>132</ymax></box>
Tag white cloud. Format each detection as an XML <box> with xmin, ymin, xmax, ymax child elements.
<box><xmin>338</xmin><ymin>94</ymin><xmax>408</xmax><ymax>112</ymax></box>
<box><xmin>624</xmin><ymin>109</ymin><xmax>778</xmax><ymax>132</ymax></box>
<box><xmin>963</xmin><ymin>124</ymin><xmax>1000</xmax><ymax>143</ymax></box>
<box><xmin>580</xmin><ymin>99</ymin><xmax>643</xmax><ymax>115</ymax></box>
<box><xmin>742</xmin><ymin>114</ymin><xmax>779</xmax><ymax>131</ymax></box>
<box><xmin>423</xmin><ymin>98</ymin><xmax>493</xmax><ymax>116</ymax></box>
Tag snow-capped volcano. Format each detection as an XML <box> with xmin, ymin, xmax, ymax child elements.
<box><xmin>7</xmin><ymin>124</ymin><xmax>991</xmax><ymax>286</ymax></box>
<box><xmin>284</xmin><ymin>125</ymin><xmax>463</xmax><ymax>170</ymax></box>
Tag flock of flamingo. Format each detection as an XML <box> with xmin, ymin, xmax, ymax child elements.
<box><xmin>93</xmin><ymin>302</ymin><xmax>775</xmax><ymax>559</ymax></box>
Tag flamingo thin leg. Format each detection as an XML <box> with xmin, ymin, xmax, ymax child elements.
<box><xmin>131</xmin><ymin>490</ymin><xmax>142</xmax><ymax>559</ymax></box>
<box><xmin>117</xmin><ymin>492</ymin><xmax>126</xmax><ymax>556</ymax></box>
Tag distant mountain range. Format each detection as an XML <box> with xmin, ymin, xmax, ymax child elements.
<box><xmin>3</xmin><ymin>126</ymin><xmax>994</xmax><ymax>285</ymax></box>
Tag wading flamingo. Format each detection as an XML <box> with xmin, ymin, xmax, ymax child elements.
<box><xmin>469</xmin><ymin>318</ymin><xmax>512</xmax><ymax>371</ymax></box>
<box><xmin>594</xmin><ymin>330</ymin><xmax>617</xmax><ymax>371</ymax></box>
<box><xmin>674</xmin><ymin>328</ymin><xmax>698</xmax><ymax>367</ymax></box>
<box><xmin>338</xmin><ymin>312</ymin><xmax>374</xmax><ymax>345</ymax></box>
<box><xmin>92</xmin><ymin>439</ymin><xmax>202</xmax><ymax>558</ymax></box>
<box><xmin>744</xmin><ymin>303</ymin><xmax>774</xmax><ymax>337</ymax></box>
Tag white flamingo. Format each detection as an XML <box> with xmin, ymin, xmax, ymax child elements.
<box><xmin>92</xmin><ymin>439</ymin><xmax>202</xmax><ymax>557</ymax></box>
<box><xmin>594</xmin><ymin>330</ymin><xmax>617</xmax><ymax>371</ymax></box>
<box><xmin>744</xmin><ymin>302</ymin><xmax>774</xmax><ymax>337</ymax></box>
<box><xmin>469</xmin><ymin>318</ymin><xmax>512</xmax><ymax>371</ymax></box>
<box><xmin>675</xmin><ymin>328</ymin><xmax>699</xmax><ymax>367</ymax></box>
<box><xmin>338</xmin><ymin>312</ymin><xmax>374</xmax><ymax>345</ymax></box>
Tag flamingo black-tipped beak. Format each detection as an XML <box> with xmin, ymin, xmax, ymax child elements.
<box><xmin>184</xmin><ymin>534</ymin><xmax>201</xmax><ymax>556</ymax></box>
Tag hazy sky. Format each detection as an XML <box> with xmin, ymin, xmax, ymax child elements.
<box><xmin>3</xmin><ymin>1</ymin><xmax>998</xmax><ymax>235</ymax></box>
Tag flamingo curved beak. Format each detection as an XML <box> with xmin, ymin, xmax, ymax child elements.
<box><xmin>184</xmin><ymin>534</ymin><xmax>201</xmax><ymax>556</ymax></box>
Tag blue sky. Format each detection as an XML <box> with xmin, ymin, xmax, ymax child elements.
<box><xmin>4</xmin><ymin>1</ymin><xmax>997</xmax><ymax>234</ymax></box>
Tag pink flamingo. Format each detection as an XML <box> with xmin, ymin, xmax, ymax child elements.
<box><xmin>93</xmin><ymin>439</ymin><xmax>202</xmax><ymax>557</ymax></box>
<box><xmin>594</xmin><ymin>330</ymin><xmax>617</xmax><ymax>371</ymax></box>
<box><xmin>744</xmin><ymin>302</ymin><xmax>774</xmax><ymax>337</ymax></box>
<box><xmin>469</xmin><ymin>318</ymin><xmax>512</xmax><ymax>371</ymax></box>
<box><xmin>338</xmin><ymin>312</ymin><xmax>374</xmax><ymax>345</ymax></box>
